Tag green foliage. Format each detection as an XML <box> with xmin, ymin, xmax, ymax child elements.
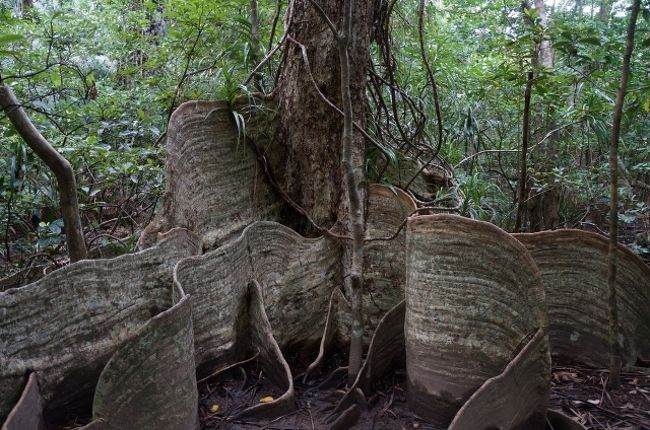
<box><xmin>1</xmin><ymin>0</ymin><xmax>649</xmax><ymax>266</ymax></box>
<box><xmin>379</xmin><ymin>0</ymin><xmax>648</xmax><ymax>235</ymax></box>
<box><xmin>0</xmin><ymin>0</ymin><xmax>281</xmax><ymax>264</ymax></box>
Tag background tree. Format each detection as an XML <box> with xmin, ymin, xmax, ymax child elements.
<box><xmin>0</xmin><ymin>83</ymin><xmax>87</xmax><ymax>262</ymax></box>
<box><xmin>606</xmin><ymin>0</ymin><xmax>641</xmax><ymax>389</ymax></box>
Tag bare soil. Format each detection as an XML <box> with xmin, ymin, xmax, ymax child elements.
<box><xmin>198</xmin><ymin>356</ymin><xmax>650</xmax><ymax>430</ymax></box>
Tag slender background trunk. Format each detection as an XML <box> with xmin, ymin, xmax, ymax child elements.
<box><xmin>607</xmin><ymin>0</ymin><xmax>640</xmax><ymax>389</ymax></box>
<box><xmin>515</xmin><ymin>71</ymin><xmax>534</xmax><ymax>232</ymax></box>
<box><xmin>526</xmin><ymin>0</ymin><xmax>561</xmax><ymax>232</ymax></box>
<box><xmin>0</xmin><ymin>84</ymin><xmax>88</xmax><ymax>262</ymax></box>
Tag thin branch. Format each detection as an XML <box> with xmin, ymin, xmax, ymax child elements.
<box><xmin>306</xmin><ymin>0</ymin><xmax>339</xmax><ymax>37</ymax></box>
<box><xmin>366</xmin><ymin>206</ymin><xmax>461</xmax><ymax>243</ymax></box>
<box><xmin>0</xmin><ymin>83</ymin><xmax>87</xmax><ymax>262</ymax></box>
<box><xmin>418</xmin><ymin>0</ymin><xmax>443</xmax><ymax>147</ymax></box>
<box><xmin>167</xmin><ymin>23</ymin><xmax>205</xmax><ymax>123</ymax></box>
<box><xmin>453</xmin><ymin>121</ymin><xmax>581</xmax><ymax>169</ymax></box>
<box><xmin>243</xmin><ymin>0</ymin><xmax>296</xmax><ymax>85</ymax></box>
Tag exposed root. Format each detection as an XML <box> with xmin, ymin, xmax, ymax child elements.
<box><xmin>1</xmin><ymin>374</ymin><xmax>44</xmax><ymax>430</ymax></box>
<box><xmin>303</xmin><ymin>288</ymin><xmax>344</xmax><ymax>383</ymax></box>
<box><xmin>198</xmin><ymin>352</ymin><xmax>261</xmax><ymax>385</ymax></box>
<box><xmin>448</xmin><ymin>328</ymin><xmax>549</xmax><ymax>430</ymax></box>
<box><xmin>232</xmin><ymin>281</ymin><xmax>296</xmax><ymax>421</ymax></box>
<box><xmin>328</xmin><ymin>404</ymin><xmax>361</xmax><ymax>430</ymax></box>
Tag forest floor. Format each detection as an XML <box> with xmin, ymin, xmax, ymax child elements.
<box><xmin>197</xmin><ymin>355</ymin><xmax>650</xmax><ymax>430</ymax></box>
<box><xmin>549</xmin><ymin>363</ymin><xmax>650</xmax><ymax>430</ymax></box>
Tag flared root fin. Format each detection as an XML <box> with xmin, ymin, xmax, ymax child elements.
<box><xmin>515</xmin><ymin>229</ymin><xmax>650</xmax><ymax>366</ymax></box>
<box><xmin>1</xmin><ymin>374</ymin><xmax>45</xmax><ymax>430</ymax></box>
<box><xmin>328</xmin><ymin>404</ymin><xmax>361</xmax><ymax>430</ymax></box>
<box><xmin>138</xmin><ymin>100</ymin><xmax>279</xmax><ymax>250</ymax></box>
<box><xmin>303</xmin><ymin>288</ymin><xmax>345</xmax><ymax>382</ymax></box>
<box><xmin>0</xmin><ymin>229</ymin><xmax>200</xmax><ymax>422</ymax></box>
<box><xmin>448</xmin><ymin>328</ymin><xmax>549</xmax><ymax>430</ymax></box>
<box><xmin>92</xmin><ymin>285</ymin><xmax>198</xmax><ymax>430</ymax></box>
<box><xmin>358</xmin><ymin>300</ymin><xmax>406</xmax><ymax>393</ymax></box>
<box><xmin>383</xmin><ymin>158</ymin><xmax>454</xmax><ymax>204</ymax></box>
<box><xmin>404</xmin><ymin>215</ymin><xmax>548</xmax><ymax>428</ymax></box>
<box><xmin>233</xmin><ymin>281</ymin><xmax>296</xmax><ymax>421</ymax></box>
<box><xmin>174</xmin><ymin>221</ymin><xmax>341</xmax><ymax>373</ymax></box>
<box><xmin>332</xmin><ymin>300</ymin><xmax>406</xmax><ymax>418</ymax></box>
<box><xmin>362</xmin><ymin>185</ymin><xmax>416</xmax><ymax>342</ymax></box>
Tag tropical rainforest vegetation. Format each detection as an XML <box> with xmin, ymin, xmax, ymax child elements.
<box><xmin>1</xmin><ymin>0</ymin><xmax>649</xmax><ymax>267</ymax></box>
<box><xmin>0</xmin><ymin>0</ymin><xmax>649</xmax><ymax>429</ymax></box>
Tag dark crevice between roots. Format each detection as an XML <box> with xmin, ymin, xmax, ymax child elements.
<box><xmin>230</xmin><ymin>280</ymin><xmax>296</xmax><ymax>421</ymax></box>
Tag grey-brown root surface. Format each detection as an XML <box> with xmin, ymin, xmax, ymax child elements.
<box><xmin>515</xmin><ymin>230</ymin><xmax>650</xmax><ymax>367</ymax></box>
<box><xmin>3</xmin><ymin>100</ymin><xmax>649</xmax><ymax>430</ymax></box>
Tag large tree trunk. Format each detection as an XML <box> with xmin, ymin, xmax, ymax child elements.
<box><xmin>272</xmin><ymin>0</ymin><xmax>375</xmax><ymax>384</ymax></box>
<box><xmin>273</xmin><ymin>0</ymin><xmax>374</xmax><ymax>232</ymax></box>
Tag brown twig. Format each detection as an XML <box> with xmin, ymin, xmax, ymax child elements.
<box><xmin>197</xmin><ymin>351</ymin><xmax>260</xmax><ymax>385</ymax></box>
<box><xmin>246</xmin><ymin>138</ymin><xmax>352</xmax><ymax>241</ymax></box>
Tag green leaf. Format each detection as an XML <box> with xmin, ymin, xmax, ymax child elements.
<box><xmin>579</xmin><ymin>36</ymin><xmax>601</xmax><ymax>45</ymax></box>
<box><xmin>0</xmin><ymin>34</ymin><xmax>23</xmax><ymax>45</ymax></box>
<box><xmin>642</xmin><ymin>8</ymin><xmax>650</xmax><ymax>24</ymax></box>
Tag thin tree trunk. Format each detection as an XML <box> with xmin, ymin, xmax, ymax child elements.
<box><xmin>535</xmin><ymin>0</ymin><xmax>553</xmax><ymax>69</ymax></box>
<box><xmin>418</xmin><ymin>0</ymin><xmax>443</xmax><ymax>147</ymax></box>
<box><xmin>515</xmin><ymin>71</ymin><xmax>534</xmax><ymax>232</ymax></box>
<box><xmin>274</xmin><ymin>0</ymin><xmax>373</xmax><ymax>384</ymax></box>
<box><xmin>337</xmin><ymin>0</ymin><xmax>365</xmax><ymax>385</ymax></box>
<box><xmin>574</xmin><ymin>0</ymin><xmax>583</xmax><ymax>16</ymax></box>
<box><xmin>250</xmin><ymin>0</ymin><xmax>262</xmax><ymax>91</ymax></box>
<box><xmin>606</xmin><ymin>0</ymin><xmax>640</xmax><ymax>390</ymax></box>
<box><xmin>525</xmin><ymin>0</ymin><xmax>561</xmax><ymax>232</ymax></box>
<box><xmin>0</xmin><ymin>84</ymin><xmax>88</xmax><ymax>262</ymax></box>
<box><xmin>598</xmin><ymin>0</ymin><xmax>613</xmax><ymax>23</ymax></box>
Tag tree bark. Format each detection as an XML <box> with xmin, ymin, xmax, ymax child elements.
<box><xmin>606</xmin><ymin>0</ymin><xmax>640</xmax><ymax>389</ymax></box>
<box><xmin>534</xmin><ymin>0</ymin><xmax>553</xmax><ymax>69</ymax></box>
<box><xmin>273</xmin><ymin>0</ymin><xmax>374</xmax><ymax>384</ymax></box>
<box><xmin>598</xmin><ymin>0</ymin><xmax>614</xmax><ymax>23</ymax></box>
<box><xmin>250</xmin><ymin>0</ymin><xmax>262</xmax><ymax>91</ymax></box>
<box><xmin>526</xmin><ymin>0</ymin><xmax>560</xmax><ymax>232</ymax></box>
<box><xmin>273</xmin><ymin>0</ymin><xmax>374</xmax><ymax>232</ymax></box>
<box><xmin>0</xmin><ymin>83</ymin><xmax>88</xmax><ymax>262</ymax></box>
<box><xmin>515</xmin><ymin>71</ymin><xmax>534</xmax><ymax>232</ymax></box>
